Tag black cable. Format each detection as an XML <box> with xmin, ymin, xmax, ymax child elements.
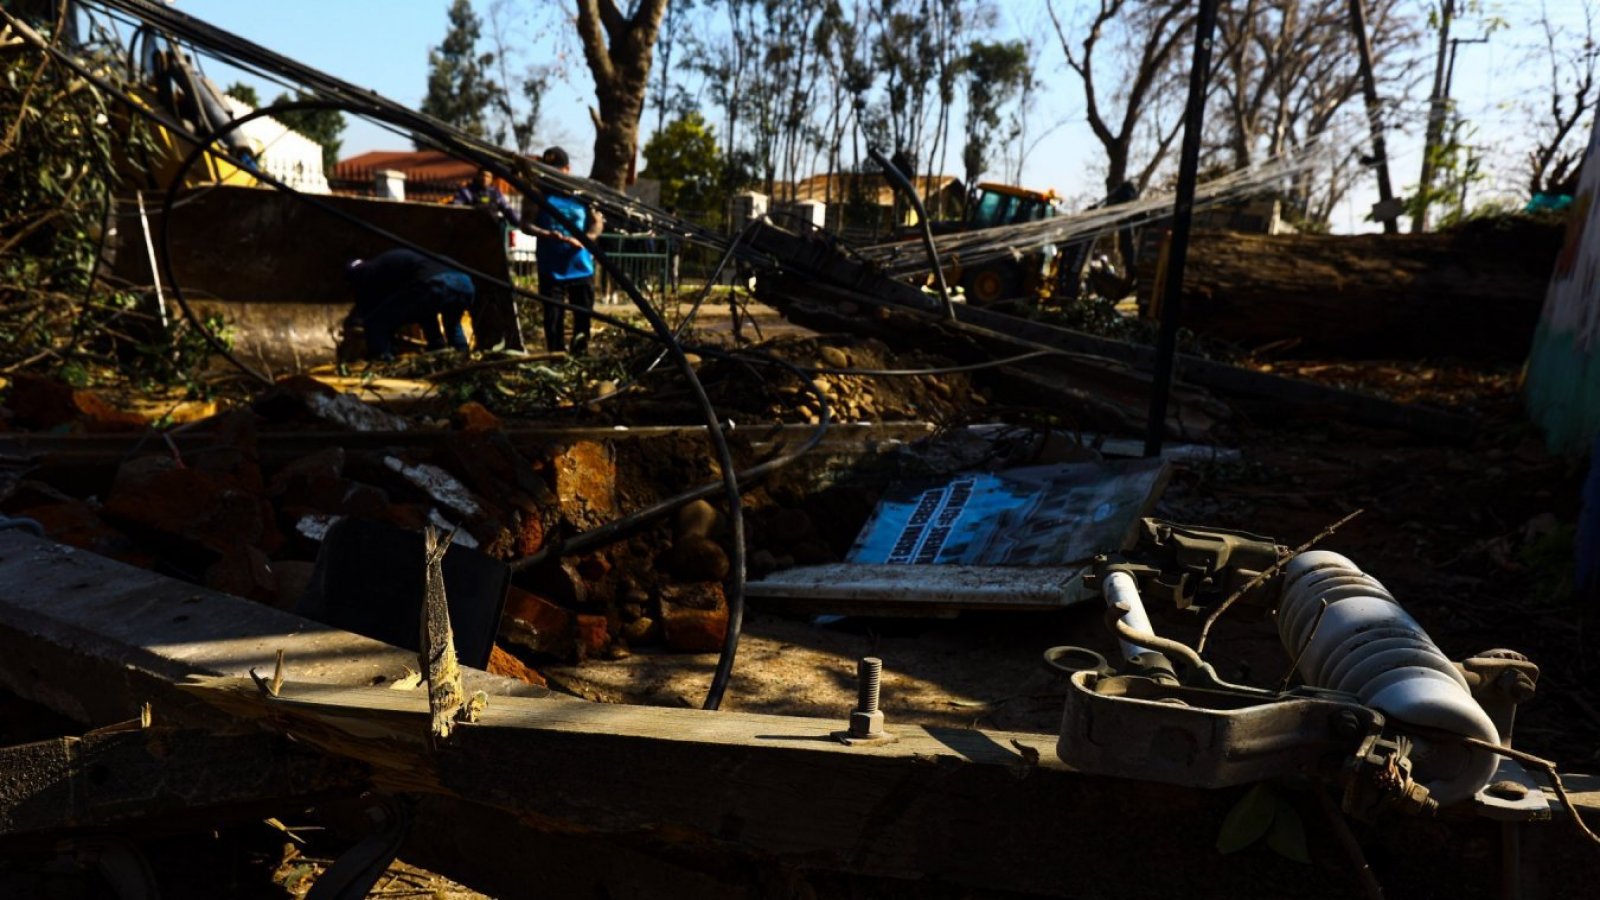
<box><xmin>7</xmin><ymin>3</ymin><xmax>845</xmax><ymax>711</ymax></box>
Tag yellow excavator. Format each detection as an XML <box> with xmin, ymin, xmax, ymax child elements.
<box><xmin>103</xmin><ymin>31</ymin><xmax>521</xmax><ymax>373</ymax></box>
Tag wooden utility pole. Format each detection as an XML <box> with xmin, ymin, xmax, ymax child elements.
<box><xmin>1349</xmin><ymin>0</ymin><xmax>1400</xmax><ymax>234</ymax></box>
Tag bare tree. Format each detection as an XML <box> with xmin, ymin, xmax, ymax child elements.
<box><xmin>575</xmin><ymin>0</ymin><xmax>671</xmax><ymax>189</ymax></box>
<box><xmin>1528</xmin><ymin>0</ymin><xmax>1599</xmax><ymax>197</ymax></box>
<box><xmin>1046</xmin><ymin>0</ymin><xmax>1194</xmax><ymax>194</ymax></box>
<box><xmin>1208</xmin><ymin>0</ymin><xmax>1417</xmax><ymax>228</ymax></box>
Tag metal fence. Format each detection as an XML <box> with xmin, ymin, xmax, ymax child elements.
<box><xmin>510</xmin><ymin>232</ymin><xmax>676</xmax><ymax>303</ymax></box>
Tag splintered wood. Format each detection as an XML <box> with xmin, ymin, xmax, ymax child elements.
<box><xmin>422</xmin><ymin>526</ymin><xmax>464</xmax><ymax>744</ymax></box>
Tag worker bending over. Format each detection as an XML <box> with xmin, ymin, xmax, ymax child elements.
<box><xmin>344</xmin><ymin>249</ymin><xmax>474</xmax><ymax>360</ymax></box>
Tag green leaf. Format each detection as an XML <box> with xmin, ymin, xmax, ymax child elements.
<box><xmin>1266</xmin><ymin>798</ymin><xmax>1311</xmax><ymax>864</ymax></box>
<box><xmin>1217</xmin><ymin>782</ymin><xmax>1277</xmax><ymax>855</ymax></box>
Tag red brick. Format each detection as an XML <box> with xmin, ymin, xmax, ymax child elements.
<box><xmin>500</xmin><ymin>585</ymin><xmax>573</xmax><ymax>659</ymax></box>
<box><xmin>487</xmin><ymin>644</ymin><xmax>548</xmax><ymax>687</ymax></box>
<box><xmin>659</xmin><ymin>582</ymin><xmax>728</xmax><ymax>653</ymax></box>
<box><xmin>451</xmin><ymin>401</ymin><xmax>502</xmax><ymax>432</ymax></box>
<box><xmin>5</xmin><ymin>374</ymin><xmax>79</xmax><ymax>430</ymax></box>
<box><xmin>18</xmin><ymin>500</ymin><xmax>153</xmax><ymax>567</ymax></box>
<box><xmin>105</xmin><ymin>456</ymin><xmax>281</xmax><ymax>556</ymax></box>
<box><xmin>575</xmin><ymin>614</ymin><xmax>610</xmax><ymax>659</ymax></box>
<box><xmin>550</xmin><ymin>441</ymin><xmax>617</xmax><ymax>530</ymax></box>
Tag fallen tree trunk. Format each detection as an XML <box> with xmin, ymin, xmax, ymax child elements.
<box><xmin>1144</xmin><ymin>219</ymin><xmax>1563</xmax><ymax>361</ymax></box>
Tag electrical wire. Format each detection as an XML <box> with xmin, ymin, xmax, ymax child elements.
<box><xmin>0</xmin><ymin>5</ymin><xmax>785</xmax><ymax>712</ymax></box>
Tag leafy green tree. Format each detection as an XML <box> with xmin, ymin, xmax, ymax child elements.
<box><xmin>223</xmin><ymin>81</ymin><xmax>260</xmax><ymax>107</ymax></box>
<box><xmin>420</xmin><ymin>0</ymin><xmax>505</xmax><ymax>144</ymax></box>
<box><xmin>960</xmin><ymin>40</ymin><xmax>1030</xmax><ymax>188</ymax></box>
<box><xmin>640</xmin><ymin>112</ymin><xmax>724</xmax><ymax>211</ymax></box>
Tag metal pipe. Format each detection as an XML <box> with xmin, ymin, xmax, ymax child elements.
<box><xmin>868</xmin><ymin>145</ymin><xmax>956</xmax><ymax>321</ymax></box>
<box><xmin>1144</xmin><ymin>0</ymin><xmax>1221</xmax><ymax>458</ymax></box>
<box><xmin>1104</xmin><ymin>571</ymin><xmax>1161</xmax><ymax>665</ymax></box>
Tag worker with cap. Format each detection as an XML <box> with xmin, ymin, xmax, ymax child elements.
<box><xmin>452</xmin><ymin>167</ymin><xmax>521</xmax><ymax>228</ymax></box>
<box><xmin>343</xmin><ymin>249</ymin><xmax>474</xmax><ymax>361</ymax></box>
<box><xmin>521</xmin><ymin>146</ymin><xmax>604</xmax><ymax>353</ymax></box>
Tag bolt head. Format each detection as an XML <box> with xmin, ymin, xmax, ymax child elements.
<box><xmin>849</xmin><ymin>709</ymin><xmax>885</xmax><ymax>738</ymax></box>
<box><xmin>1486</xmin><ymin>779</ymin><xmax>1530</xmax><ymax>800</ymax></box>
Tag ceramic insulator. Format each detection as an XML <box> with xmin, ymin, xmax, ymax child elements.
<box><xmin>1277</xmin><ymin>550</ymin><xmax>1499</xmax><ymax>806</ymax></box>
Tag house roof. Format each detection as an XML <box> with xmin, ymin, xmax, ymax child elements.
<box><xmin>785</xmin><ymin>172</ymin><xmax>962</xmax><ymax>206</ymax></box>
<box><xmin>333</xmin><ymin>150</ymin><xmax>514</xmax><ymax>187</ymax></box>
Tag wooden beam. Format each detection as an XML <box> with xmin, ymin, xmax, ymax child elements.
<box><xmin>0</xmin><ymin>531</ymin><xmax>553</xmax><ymax>727</ymax></box>
<box><xmin>177</xmin><ymin>675</ymin><xmax>1600</xmax><ymax>900</ymax></box>
<box><xmin>3</xmin><ymin>532</ymin><xmax>1598</xmax><ymax>897</ymax></box>
<box><xmin>0</xmin><ymin>727</ymin><xmax>362</xmax><ymax>839</ymax></box>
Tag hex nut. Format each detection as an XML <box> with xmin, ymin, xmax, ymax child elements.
<box><xmin>849</xmin><ymin>708</ymin><xmax>885</xmax><ymax>738</ymax></box>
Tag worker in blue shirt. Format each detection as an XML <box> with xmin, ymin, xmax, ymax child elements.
<box><xmin>520</xmin><ymin>146</ymin><xmax>604</xmax><ymax>353</ymax></box>
<box><xmin>344</xmin><ymin>249</ymin><xmax>474</xmax><ymax>360</ymax></box>
<box><xmin>451</xmin><ymin>168</ymin><xmax>521</xmax><ymax>227</ymax></box>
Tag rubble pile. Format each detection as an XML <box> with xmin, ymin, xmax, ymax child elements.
<box><xmin>0</xmin><ymin>371</ymin><xmax>868</xmax><ymax>686</ymax></box>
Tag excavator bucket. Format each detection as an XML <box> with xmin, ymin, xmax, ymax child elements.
<box><xmin>109</xmin><ymin>184</ymin><xmax>522</xmax><ymax>372</ymax></box>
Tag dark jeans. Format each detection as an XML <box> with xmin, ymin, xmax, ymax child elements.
<box><xmin>362</xmin><ymin>274</ymin><xmax>472</xmax><ymax>359</ymax></box>
<box><xmin>542</xmin><ymin>277</ymin><xmax>595</xmax><ymax>353</ymax></box>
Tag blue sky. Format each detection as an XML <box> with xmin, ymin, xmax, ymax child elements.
<box><xmin>159</xmin><ymin>0</ymin><xmax>1590</xmax><ymax>234</ymax></box>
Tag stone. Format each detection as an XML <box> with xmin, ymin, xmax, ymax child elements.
<box><xmin>766</xmin><ymin>508</ymin><xmax>814</xmax><ymax>544</ymax></box>
<box><xmin>792</xmin><ymin>539</ymin><xmax>835</xmax><ymax>565</ymax></box>
<box><xmin>819</xmin><ymin>346</ymin><xmax>849</xmax><ymax>369</ymax></box>
<box><xmin>4</xmin><ymin>375</ymin><xmax>76</xmax><ymax>430</ymax></box>
<box><xmin>621</xmin><ymin>616</ymin><xmax>659</xmax><ymax>645</ymax></box>
<box><xmin>667</xmin><ymin>535</ymin><xmax>730</xmax><ymax>582</ymax></box>
<box><xmin>451</xmin><ymin>401</ymin><xmax>502</xmax><ymax>432</ymax></box>
<box><xmin>675</xmin><ymin>499</ymin><xmax>719</xmax><ymax>540</ymax></box>
<box><xmin>204</xmin><ymin>545</ymin><xmax>278</xmax><ymax>604</ymax></box>
<box><xmin>500</xmin><ymin>585</ymin><xmax>573</xmax><ymax>659</ymax></box>
<box><xmin>271</xmin><ymin>560</ymin><xmax>317</xmax><ymax>611</ymax></box>
<box><xmin>487</xmin><ymin>644</ymin><xmax>548</xmax><ymax>687</ymax></box>
<box><xmin>747</xmin><ymin>548</ymin><xmax>779</xmax><ymax>579</ymax></box>
<box><xmin>268</xmin><ymin>447</ymin><xmax>346</xmax><ymax>497</ymax></box>
<box><xmin>70</xmin><ymin>390</ymin><xmax>151</xmax><ymax>433</ymax></box>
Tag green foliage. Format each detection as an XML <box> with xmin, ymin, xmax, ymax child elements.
<box><xmin>1</xmin><ymin>35</ymin><xmax>227</xmax><ymax>393</ymax></box>
<box><xmin>419</xmin><ymin>0</ymin><xmax>504</xmax><ymax>144</ymax></box>
<box><xmin>1217</xmin><ymin>783</ymin><xmax>1310</xmax><ymax>864</ymax></box>
<box><xmin>960</xmin><ymin>39</ymin><xmax>1031</xmax><ymax>186</ymax></box>
<box><xmin>1404</xmin><ymin>117</ymin><xmax>1484</xmax><ymax>229</ymax></box>
<box><xmin>224</xmin><ymin>81</ymin><xmax>260</xmax><ymax>107</ymax></box>
<box><xmin>640</xmin><ymin>112</ymin><xmax>725</xmax><ymax>212</ymax></box>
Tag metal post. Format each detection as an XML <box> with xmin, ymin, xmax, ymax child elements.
<box><xmin>1143</xmin><ymin>0</ymin><xmax>1221</xmax><ymax>458</ymax></box>
<box><xmin>1349</xmin><ymin>0</ymin><xmax>1400</xmax><ymax>234</ymax></box>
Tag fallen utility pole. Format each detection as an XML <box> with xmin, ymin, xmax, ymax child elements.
<box><xmin>7</xmin><ymin>531</ymin><xmax>1598</xmax><ymax>896</ymax></box>
<box><xmin>753</xmin><ymin>261</ymin><xmax>1476</xmax><ymax>441</ymax></box>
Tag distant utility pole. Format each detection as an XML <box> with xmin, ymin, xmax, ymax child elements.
<box><xmin>1349</xmin><ymin>0</ymin><xmax>1400</xmax><ymax>234</ymax></box>
<box><xmin>1414</xmin><ymin>0</ymin><xmax>1457</xmax><ymax>233</ymax></box>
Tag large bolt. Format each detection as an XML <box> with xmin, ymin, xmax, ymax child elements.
<box><xmin>849</xmin><ymin>656</ymin><xmax>886</xmax><ymax>739</ymax></box>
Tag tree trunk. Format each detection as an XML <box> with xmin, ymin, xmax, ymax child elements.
<box><xmin>576</xmin><ymin>0</ymin><xmax>670</xmax><ymax>190</ymax></box>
